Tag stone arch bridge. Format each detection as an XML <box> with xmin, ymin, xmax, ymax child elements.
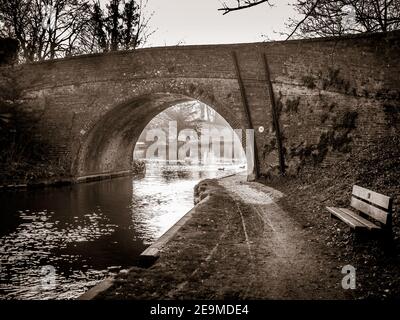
<box><xmin>14</xmin><ymin>31</ymin><xmax>400</xmax><ymax>182</ymax></box>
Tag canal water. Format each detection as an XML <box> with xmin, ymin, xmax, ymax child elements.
<box><xmin>0</xmin><ymin>163</ymin><xmax>245</xmax><ymax>300</ymax></box>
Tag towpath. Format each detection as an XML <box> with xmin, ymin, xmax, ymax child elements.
<box><xmin>92</xmin><ymin>175</ymin><xmax>350</xmax><ymax>299</ymax></box>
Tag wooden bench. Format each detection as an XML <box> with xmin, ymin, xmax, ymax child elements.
<box><xmin>327</xmin><ymin>185</ymin><xmax>393</xmax><ymax>232</ymax></box>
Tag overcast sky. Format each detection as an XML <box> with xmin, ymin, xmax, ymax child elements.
<box><xmin>131</xmin><ymin>0</ymin><xmax>299</xmax><ymax>47</ymax></box>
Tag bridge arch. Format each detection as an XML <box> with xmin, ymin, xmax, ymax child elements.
<box><xmin>72</xmin><ymin>92</ymin><xmax>246</xmax><ymax>178</ymax></box>
<box><xmin>16</xmin><ymin>32</ymin><xmax>396</xmax><ymax>182</ymax></box>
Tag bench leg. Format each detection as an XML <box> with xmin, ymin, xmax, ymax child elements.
<box><xmin>351</xmin><ymin>230</ymin><xmax>369</xmax><ymax>245</ymax></box>
<box><xmin>380</xmin><ymin>228</ymin><xmax>394</xmax><ymax>254</ymax></box>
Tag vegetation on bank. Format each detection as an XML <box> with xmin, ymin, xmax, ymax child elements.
<box><xmin>132</xmin><ymin>160</ymin><xmax>146</xmax><ymax>176</ymax></box>
<box><xmin>261</xmin><ymin>134</ymin><xmax>400</xmax><ymax>299</ymax></box>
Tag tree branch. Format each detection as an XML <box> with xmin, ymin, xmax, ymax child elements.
<box><xmin>218</xmin><ymin>0</ymin><xmax>273</xmax><ymax>15</ymax></box>
<box><xmin>285</xmin><ymin>0</ymin><xmax>322</xmax><ymax>40</ymax></box>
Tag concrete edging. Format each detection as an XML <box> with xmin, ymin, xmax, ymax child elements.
<box><xmin>75</xmin><ymin>170</ymin><xmax>132</xmax><ymax>183</ymax></box>
<box><xmin>0</xmin><ymin>170</ymin><xmax>133</xmax><ymax>191</ymax></box>
<box><xmin>78</xmin><ymin>278</ymin><xmax>115</xmax><ymax>300</ymax></box>
<box><xmin>140</xmin><ymin>195</ymin><xmax>211</xmax><ymax>260</ymax></box>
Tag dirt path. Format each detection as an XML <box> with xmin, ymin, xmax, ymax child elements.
<box><xmin>97</xmin><ymin>175</ymin><xmax>353</xmax><ymax>299</ymax></box>
<box><xmin>219</xmin><ymin>175</ymin><xmax>350</xmax><ymax>299</ymax></box>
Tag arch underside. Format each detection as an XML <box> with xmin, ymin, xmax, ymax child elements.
<box><xmin>74</xmin><ymin>93</ymin><xmax>245</xmax><ymax>178</ymax></box>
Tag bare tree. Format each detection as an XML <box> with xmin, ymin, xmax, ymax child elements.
<box><xmin>145</xmin><ymin>102</ymin><xmax>202</xmax><ymax>136</ymax></box>
<box><xmin>287</xmin><ymin>0</ymin><xmax>400</xmax><ymax>38</ymax></box>
<box><xmin>0</xmin><ymin>0</ymin><xmax>154</xmax><ymax>61</ymax></box>
<box><xmin>0</xmin><ymin>0</ymin><xmax>92</xmax><ymax>62</ymax></box>
<box><xmin>218</xmin><ymin>0</ymin><xmax>400</xmax><ymax>38</ymax></box>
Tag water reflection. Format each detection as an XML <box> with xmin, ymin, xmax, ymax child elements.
<box><xmin>0</xmin><ymin>163</ymin><xmax>245</xmax><ymax>300</ymax></box>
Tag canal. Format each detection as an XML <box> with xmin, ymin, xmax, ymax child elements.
<box><xmin>0</xmin><ymin>162</ymin><xmax>245</xmax><ymax>300</ymax></box>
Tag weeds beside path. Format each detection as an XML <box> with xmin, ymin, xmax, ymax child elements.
<box><xmin>262</xmin><ymin>164</ymin><xmax>400</xmax><ymax>299</ymax></box>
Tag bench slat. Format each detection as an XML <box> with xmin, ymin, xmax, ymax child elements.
<box><xmin>350</xmin><ymin>197</ymin><xmax>389</xmax><ymax>224</ymax></box>
<box><xmin>326</xmin><ymin>207</ymin><xmax>368</xmax><ymax>230</ymax></box>
<box><xmin>352</xmin><ymin>185</ymin><xmax>391</xmax><ymax>209</ymax></box>
<box><xmin>339</xmin><ymin>208</ymin><xmax>381</xmax><ymax>231</ymax></box>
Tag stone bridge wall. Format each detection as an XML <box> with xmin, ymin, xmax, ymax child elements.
<box><xmin>11</xmin><ymin>30</ymin><xmax>400</xmax><ymax>180</ymax></box>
